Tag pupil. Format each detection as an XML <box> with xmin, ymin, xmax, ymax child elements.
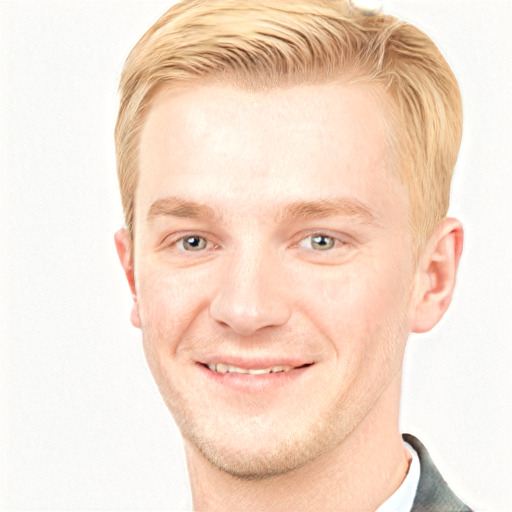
<box><xmin>185</xmin><ymin>236</ymin><xmax>205</xmax><ymax>250</ymax></box>
<box><xmin>312</xmin><ymin>235</ymin><xmax>333</xmax><ymax>250</ymax></box>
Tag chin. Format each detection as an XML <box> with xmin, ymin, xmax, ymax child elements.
<box><xmin>189</xmin><ymin>433</ymin><xmax>322</xmax><ymax>480</ymax></box>
<box><xmin>179</xmin><ymin>408</ymin><xmax>346</xmax><ymax>480</ymax></box>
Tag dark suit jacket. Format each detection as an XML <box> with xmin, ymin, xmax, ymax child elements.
<box><xmin>403</xmin><ymin>434</ymin><xmax>473</xmax><ymax>512</ymax></box>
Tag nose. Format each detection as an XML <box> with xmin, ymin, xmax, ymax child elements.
<box><xmin>209</xmin><ymin>247</ymin><xmax>292</xmax><ymax>336</ymax></box>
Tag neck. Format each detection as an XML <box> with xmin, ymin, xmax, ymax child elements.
<box><xmin>185</xmin><ymin>374</ymin><xmax>410</xmax><ymax>512</ymax></box>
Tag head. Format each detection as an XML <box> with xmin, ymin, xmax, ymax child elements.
<box><xmin>114</xmin><ymin>0</ymin><xmax>463</xmax><ymax>479</ymax></box>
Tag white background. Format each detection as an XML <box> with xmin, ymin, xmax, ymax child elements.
<box><xmin>1</xmin><ymin>0</ymin><xmax>511</xmax><ymax>510</ymax></box>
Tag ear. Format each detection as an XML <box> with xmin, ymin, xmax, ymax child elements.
<box><xmin>411</xmin><ymin>218</ymin><xmax>464</xmax><ymax>333</ymax></box>
<box><xmin>114</xmin><ymin>228</ymin><xmax>141</xmax><ymax>329</ymax></box>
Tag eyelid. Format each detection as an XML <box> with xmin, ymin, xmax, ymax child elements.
<box><xmin>160</xmin><ymin>231</ymin><xmax>217</xmax><ymax>251</ymax></box>
<box><xmin>291</xmin><ymin>231</ymin><xmax>356</xmax><ymax>265</ymax></box>
<box><xmin>300</xmin><ymin>234</ymin><xmax>338</xmax><ymax>248</ymax></box>
<box><xmin>159</xmin><ymin>229</ymin><xmax>354</xmax><ymax>254</ymax></box>
<box><xmin>292</xmin><ymin>230</ymin><xmax>353</xmax><ymax>248</ymax></box>
<box><xmin>300</xmin><ymin>236</ymin><xmax>346</xmax><ymax>251</ymax></box>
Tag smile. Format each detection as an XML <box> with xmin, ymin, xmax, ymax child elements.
<box><xmin>206</xmin><ymin>363</ymin><xmax>294</xmax><ymax>374</ymax></box>
<box><xmin>197</xmin><ymin>360</ymin><xmax>315</xmax><ymax>393</ymax></box>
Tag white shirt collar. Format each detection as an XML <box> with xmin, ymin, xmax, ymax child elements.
<box><xmin>375</xmin><ymin>441</ymin><xmax>421</xmax><ymax>512</ymax></box>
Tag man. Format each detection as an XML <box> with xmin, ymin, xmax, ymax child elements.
<box><xmin>114</xmin><ymin>1</ymin><xmax>471</xmax><ymax>510</ymax></box>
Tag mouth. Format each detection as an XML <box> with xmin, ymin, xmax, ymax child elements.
<box><xmin>196</xmin><ymin>359</ymin><xmax>315</xmax><ymax>392</ymax></box>
<box><xmin>202</xmin><ymin>362</ymin><xmax>313</xmax><ymax>375</ymax></box>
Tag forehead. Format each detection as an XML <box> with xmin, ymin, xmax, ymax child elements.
<box><xmin>136</xmin><ymin>83</ymin><xmax>405</xmax><ymax>225</ymax></box>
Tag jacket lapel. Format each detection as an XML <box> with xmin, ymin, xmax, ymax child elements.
<box><xmin>403</xmin><ymin>434</ymin><xmax>472</xmax><ymax>512</ymax></box>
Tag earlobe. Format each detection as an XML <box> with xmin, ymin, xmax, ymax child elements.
<box><xmin>129</xmin><ymin>303</ymin><xmax>141</xmax><ymax>329</ymax></box>
<box><xmin>411</xmin><ymin>218</ymin><xmax>464</xmax><ymax>333</ymax></box>
<box><xmin>114</xmin><ymin>228</ymin><xmax>141</xmax><ymax>329</ymax></box>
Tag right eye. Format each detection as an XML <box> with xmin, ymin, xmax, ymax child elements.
<box><xmin>175</xmin><ymin>235</ymin><xmax>208</xmax><ymax>251</ymax></box>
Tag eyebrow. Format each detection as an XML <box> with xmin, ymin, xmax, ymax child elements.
<box><xmin>147</xmin><ymin>196</ymin><xmax>217</xmax><ymax>222</ymax></box>
<box><xmin>147</xmin><ymin>196</ymin><xmax>376</xmax><ymax>224</ymax></box>
<box><xmin>276</xmin><ymin>198</ymin><xmax>377</xmax><ymax>224</ymax></box>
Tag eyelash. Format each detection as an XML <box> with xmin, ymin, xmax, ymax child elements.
<box><xmin>296</xmin><ymin>233</ymin><xmax>347</xmax><ymax>251</ymax></box>
<box><xmin>163</xmin><ymin>231</ymin><xmax>349</xmax><ymax>255</ymax></box>
<box><xmin>166</xmin><ymin>233</ymin><xmax>218</xmax><ymax>253</ymax></box>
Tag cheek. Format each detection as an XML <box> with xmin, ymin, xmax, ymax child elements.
<box><xmin>136</xmin><ymin>264</ymin><xmax>210</xmax><ymax>350</ymax></box>
<box><xmin>294</xmin><ymin>256</ymin><xmax>413</xmax><ymax>356</ymax></box>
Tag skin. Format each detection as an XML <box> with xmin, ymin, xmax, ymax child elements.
<box><xmin>115</xmin><ymin>83</ymin><xmax>463</xmax><ymax>511</ymax></box>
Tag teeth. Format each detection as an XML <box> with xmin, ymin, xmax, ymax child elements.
<box><xmin>206</xmin><ymin>363</ymin><xmax>294</xmax><ymax>374</ymax></box>
<box><xmin>216</xmin><ymin>363</ymin><xmax>229</xmax><ymax>373</ymax></box>
<box><xmin>248</xmin><ymin>368</ymin><xmax>270</xmax><ymax>375</ymax></box>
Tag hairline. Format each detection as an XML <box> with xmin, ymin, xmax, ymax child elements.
<box><xmin>130</xmin><ymin>74</ymin><xmax>407</xmax><ymax>238</ymax></box>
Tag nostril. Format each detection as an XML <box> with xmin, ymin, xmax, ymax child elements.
<box><xmin>212</xmin><ymin>318</ymin><xmax>230</xmax><ymax>329</ymax></box>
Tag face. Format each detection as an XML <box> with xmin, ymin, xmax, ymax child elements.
<box><xmin>128</xmin><ymin>83</ymin><xmax>417</xmax><ymax>478</ymax></box>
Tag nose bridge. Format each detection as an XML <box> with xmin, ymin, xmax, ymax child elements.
<box><xmin>209</xmin><ymin>239</ymin><xmax>291</xmax><ymax>335</ymax></box>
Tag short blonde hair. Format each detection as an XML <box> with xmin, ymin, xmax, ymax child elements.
<box><xmin>115</xmin><ymin>0</ymin><xmax>462</xmax><ymax>247</ymax></box>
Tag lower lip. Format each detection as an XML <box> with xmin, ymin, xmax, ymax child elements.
<box><xmin>196</xmin><ymin>363</ymin><xmax>312</xmax><ymax>393</ymax></box>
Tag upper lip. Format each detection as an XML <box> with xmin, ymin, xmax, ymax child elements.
<box><xmin>197</xmin><ymin>356</ymin><xmax>314</xmax><ymax>369</ymax></box>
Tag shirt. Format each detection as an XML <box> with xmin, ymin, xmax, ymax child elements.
<box><xmin>376</xmin><ymin>442</ymin><xmax>421</xmax><ymax>512</ymax></box>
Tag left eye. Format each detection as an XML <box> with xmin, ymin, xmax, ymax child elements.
<box><xmin>299</xmin><ymin>234</ymin><xmax>337</xmax><ymax>251</ymax></box>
